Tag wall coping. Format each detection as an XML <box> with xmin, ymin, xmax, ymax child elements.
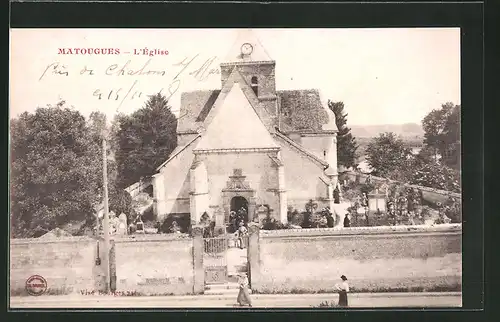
<box><xmin>10</xmin><ymin>236</ymin><xmax>95</xmax><ymax>245</ymax></box>
<box><xmin>10</xmin><ymin>233</ymin><xmax>193</xmax><ymax>245</ymax></box>
<box><xmin>112</xmin><ymin>234</ymin><xmax>192</xmax><ymax>244</ymax></box>
<box><xmin>260</xmin><ymin>223</ymin><xmax>462</xmax><ymax>238</ymax></box>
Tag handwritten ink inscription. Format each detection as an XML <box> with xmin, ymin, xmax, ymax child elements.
<box><xmin>37</xmin><ymin>55</ymin><xmax>220</xmax><ymax>111</ymax></box>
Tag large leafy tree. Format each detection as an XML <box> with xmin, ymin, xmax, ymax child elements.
<box><xmin>409</xmin><ymin>161</ymin><xmax>461</xmax><ymax>193</ymax></box>
<box><xmin>422</xmin><ymin>102</ymin><xmax>461</xmax><ymax>169</ymax></box>
<box><xmin>10</xmin><ymin>102</ymin><xmax>102</xmax><ymax>238</ymax></box>
<box><xmin>328</xmin><ymin>101</ymin><xmax>358</xmax><ymax>169</ymax></box>
<box><xmin>366</xmin><ymin>132</ymin><xmax>412</xmax><ymax>178</ymax></box>
<box><xmin>114</xmin><ymin>93</ymin><xmax>178</xmax><ymax>189</ymax></box>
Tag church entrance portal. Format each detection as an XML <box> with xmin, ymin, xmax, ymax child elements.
<box><xmin>221</xmin><ymin>169</ymin><xmax>257</xmax><ymax>228</ymax></box>
<box><xmin>231</xmin><ymin>196</ymin><xmax>249</xmax><ymax>221</ymax></box>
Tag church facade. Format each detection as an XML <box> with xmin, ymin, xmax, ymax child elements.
<box><xmin>152</xmin><ymin>32</ymin><xmax>338</xmax><ymax>229</ymax></box>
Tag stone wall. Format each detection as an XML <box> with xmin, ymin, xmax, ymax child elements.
<box><xmin>10</xmin><ymin>234</ymin><xmax>198</xmax><ymax>296</ymax></box>
<box><xmin>10</xmin><ymin>237</ymin><xmax>99</xmax><ymax>295</ymax></box>
<box><xmin>251</xmin><ymin>224</ymin><xmax>462</xmax><ymax>293</ymax></box>
<box><xmin>113</xmin><ymin>234</ymin><xmax>195</xmax><ymax>295</ymax></box>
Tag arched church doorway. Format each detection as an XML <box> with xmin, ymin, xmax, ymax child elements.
<box><xmin>231</xmin><ymin>196</ymin><xmax>249</xmax><ymax>221</ymax></box>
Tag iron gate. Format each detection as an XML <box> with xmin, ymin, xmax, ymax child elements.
<box><xmin>203</xmin><ymin>236</ymin><xmax>229</xmax><ymax>284</ymax></box>
<box><xmin>203</xmin><ymin>235</ymin><xmax>249</xmax><ymax>284</ymax></box>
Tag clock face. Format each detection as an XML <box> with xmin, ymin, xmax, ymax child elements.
<box><xmin>241</xmin><ymin>43</ymin><xmax>253</xmax><ymax>55</ymax></box>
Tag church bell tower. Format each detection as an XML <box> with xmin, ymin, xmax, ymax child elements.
<box><xmin>220</xmin><ymin>30</ymin><xmax>278</xmax><ymax>121</ymax></box>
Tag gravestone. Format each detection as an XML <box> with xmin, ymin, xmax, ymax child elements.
<box><xmin>368</xmin><ymin>188</ymin><xmax>386</xmax><ymax>213</ymax></box>
<box><xmin>117</xmin><ymin>213</ymin><xmax>128</xmax><ymax>235</ymax></box>
<box><xmin>256</xmin><ymin>205</ymin><xmax>268</xmax><ymax>225</ymax></box>
<box><xmin>136</xmin><ymin>216</ymin><xmax>145</xmax><ymax>234</ymax></box>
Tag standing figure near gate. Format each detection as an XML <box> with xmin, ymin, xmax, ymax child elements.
<box><xmin>237</xmin><ymin>221</ymin><xmax>248</xmax><ymax>249</ymax></box>
<box><xmin>236</xmin><ymin>273</ymin><xmax>252</xmax><ymax>307</ymax></box>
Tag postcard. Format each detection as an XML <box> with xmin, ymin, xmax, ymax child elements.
<box><xmin>9</xmin><ymin>28</ymin><xmax>462</xmax><ymax>309</ymax></box>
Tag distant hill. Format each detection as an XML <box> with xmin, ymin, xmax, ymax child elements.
<box><xmin>350</xmin><ymin>123</ymin><xmax>424</xmax><ymax>138</ymax></box>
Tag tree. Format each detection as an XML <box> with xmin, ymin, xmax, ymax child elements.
<box><xmin>114</xmin><ymin>93</ymin><xmax>178</xmax><ymax>189</ymax></box>
<box><xmin>422</xmin><ymin>102</ymin><xmax>460</xmax><ymax>169</ymax></box>
<box><xmin>328</xmin><ymin>101</ymin><xmax>358</xmax><ymax>169</ymax></box>
<box><xmin>366</xmin><ymin>132</ymin><xmax>412</xmax><ymax>178</ymax></box>
<box><xmin>10</xmin><ymin>102</ymin><xmax>102</xmax><ymax>238</ymax></box>
<box><xmin>409</xmin><ymin>161</ymin><xmax>461</xmax><ymax>193</ymax></box>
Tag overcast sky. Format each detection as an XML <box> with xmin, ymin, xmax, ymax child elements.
<box><xmin>10</xmin><ymin>28</ymin><xmax>460</xmax><ymax>126</ymax></box>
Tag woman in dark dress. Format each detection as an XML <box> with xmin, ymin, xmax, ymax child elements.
<box><xmin>343</xmin><ymin>213</ymin><xmax>351</xmax><ymax>228</ymax></box>
<box><xmin>335</xmin><ymin>275</ymin><xmax>349</xmax><ymax>307</ymax></box>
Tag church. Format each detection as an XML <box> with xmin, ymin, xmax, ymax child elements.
<box><xmin>151</xmin><ymin>30</ymin><xmax>338</xmax><ymax>230</ymax></box>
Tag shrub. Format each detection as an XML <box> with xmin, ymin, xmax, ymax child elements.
<box><xmin>314</xmin><ymin>301</ymin><xmax>338</xmax><ymax>308</ymax></box>
<box><xmin>261</xmin><ymin>211</ymin><xmax>293</xmax><ymax>230</ymax></box>
<box><xmin>158</xmin><ymin>213</ymin><xmax>190</xmax><ymax>233</ymax></box>
<box><xmin>287</xmin><ymin>208</ymin><xmax>304</xmax><ymax>226</ymax></box>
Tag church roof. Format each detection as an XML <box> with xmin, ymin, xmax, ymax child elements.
<box><xmin>177</xmin><ymin>90</ymin><xmax>220</xmax><ymax>133</ymax></box>
<box><xmin>178</xmin><ymin>88</ymin><xmax>335</xmax><ymax>134</ymax></box>
<box><xmin>156</xmin><ymin>134</ymin><xmax>201</xmax><ymax>171</ymax></box>
<box><xmin>274</xmin><ymin>131</ymin><xmax>328</xmax><ymax>167</ymax></box>
<box><xmin>278</xmin><ymin>89</ymin><xmax>337</xmax><ymax>133</ymax></box>
<box><xmin>193</xmin><ymin>82</ymin><xmax>279</xmax><ymax>152</ymax></box>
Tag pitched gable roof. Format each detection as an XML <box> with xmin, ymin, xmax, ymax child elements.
<box><xmin>202</xmin><ymin>66</ymin><xmax>276</xmax><ymax>131</ymax></box>
<box><xmin>194</xmin><ymin>83</ymin><xmax>278</xmax><ymax>152</ymax></box>
<box><xmin>274</xmin><ymin>130</ymin><xmax>328</xmax><ymax>168</ymax></box>
<box><xmin>178</xmin><ymin>88</ymin><xmax>336</xmax><ymax>135</ymax></box>
<box><xmin>156</xmin><ymin>134</ymin><xmax>201</xmax><ymax>171</ymax></box>
<box><xmin>278</xmin><ymin>89</ymin><xmax>335</xmax><ymax>132</ymax></box>
<box><xmin>177</xmin><ymin>90</ymin><xmax>220</xmax><ymax>133</ymax></box>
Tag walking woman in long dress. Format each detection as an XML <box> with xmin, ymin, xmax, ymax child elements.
<box><xmin>236</xmin><ymin>273</ymin><xmax>252</xmax><ymax>307</ymax></box>
<box><xmin>335</xmin><ymin>275</ymin><xmax>349</xmax><ymax>307</ymax></box>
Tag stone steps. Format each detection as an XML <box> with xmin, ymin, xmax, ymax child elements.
<box><xmin>204</xmin><ymin>282</ymin><xmax>253</xmax><ymax>295</ymax></box>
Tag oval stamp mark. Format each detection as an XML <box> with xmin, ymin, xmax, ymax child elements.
<box><xmin>25</xmin><ymin>275</ymin><xmax>47</xmax><ymax>296</ymax></box>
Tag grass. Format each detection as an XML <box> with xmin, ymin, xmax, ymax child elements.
<box><xmin>253</xmin><ymin>283</ymin><xmax>461</xmax><ymax>295</ymax></box>
<box><xmin>10</xmin><ymin>287</ymin><xmax>74</xmax><ymax>296</ymax></box>
<box><xmin>11</xmin><ymin>283</ymin><xmax>461</xmax><ymax>297</ymax></box>
<box><xmin>314</xmin><ymin>301</ymin><xmax>339</xmax><ymax>308</ymax></box>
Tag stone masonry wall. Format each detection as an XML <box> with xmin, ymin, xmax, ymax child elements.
<box><xmin>114</xmin><ymin>235</ymin><xmax>194</xmax><ymax>295</ymax></box>
<box><xmin>10</xmin><ymin>237</ymin><xmax>98</xmax><ymax>295</ymax></box>
<box><xmin>254</xmin><ymin>224</ymin><xmax>462</xmax><ymax>293</ymax></box>
<box><xmin>10</xmin><ymin>234</ymin><xmax>197</xmax><ymax>296</ymax></box>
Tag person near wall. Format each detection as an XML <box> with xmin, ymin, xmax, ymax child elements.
<box><xmin>237</xmin><ymin>221</ymin><xmax>248</xmax><ymax>249</ymax></box>
<box><xmin>236</xmin><ymin>273</ymin><xmax>252</xmax><ymax>307</ymax></box>
<box><xmin>335</xmin><ymin>275</ymin><xmax>350</xmax><ymax>307</ymax></box>
<box><xmin>325</xmin><ymin>208</ymin><xmax>335</xmax><ymax>228</ymax></box>
<box><xmin>170</xmin><ymin>220</ymin><xmax>181</xmax><ymax>234</ymax></box>
<box><xmin>229</xmin><ymin>211</ymin><xmax>237</xmax><ymax>233</ymax></box>
<box><xmin>343</xmin><ymin>213</ymin><xmax>351</xmax><ymax>228</ymax></box>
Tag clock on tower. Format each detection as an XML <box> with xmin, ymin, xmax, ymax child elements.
<box><xmin>240</xmin><ymin>43</ymin><xmax>253</xmax><ymax>56</ymax></box>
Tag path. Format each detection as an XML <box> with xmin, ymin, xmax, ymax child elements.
<box><xmin>10</xmin><ymin>292</ymin><xmax>462</xmax><ymax>308</ymax></box>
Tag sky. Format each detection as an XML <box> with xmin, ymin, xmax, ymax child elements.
<box><xmin>10</xmin><ymin>28</ymin><xmax>460</xmax><ymax>126</ymax></box>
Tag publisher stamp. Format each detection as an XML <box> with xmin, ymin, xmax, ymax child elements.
<box><xmin>25</xmin><ymin>275</ymin><xmax>47</xmax><ymax>296</ymax></box>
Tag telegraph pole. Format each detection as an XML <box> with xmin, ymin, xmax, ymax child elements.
<box><xmin>102</xmin><ymin>130</ymin><xmax>111</xmax><ymax>293</ymax></box>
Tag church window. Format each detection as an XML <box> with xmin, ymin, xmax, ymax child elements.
<box><xmin>251</xmin><ymin>76</ymin><xmax>258</xmax><ymax>96</ymax></box>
